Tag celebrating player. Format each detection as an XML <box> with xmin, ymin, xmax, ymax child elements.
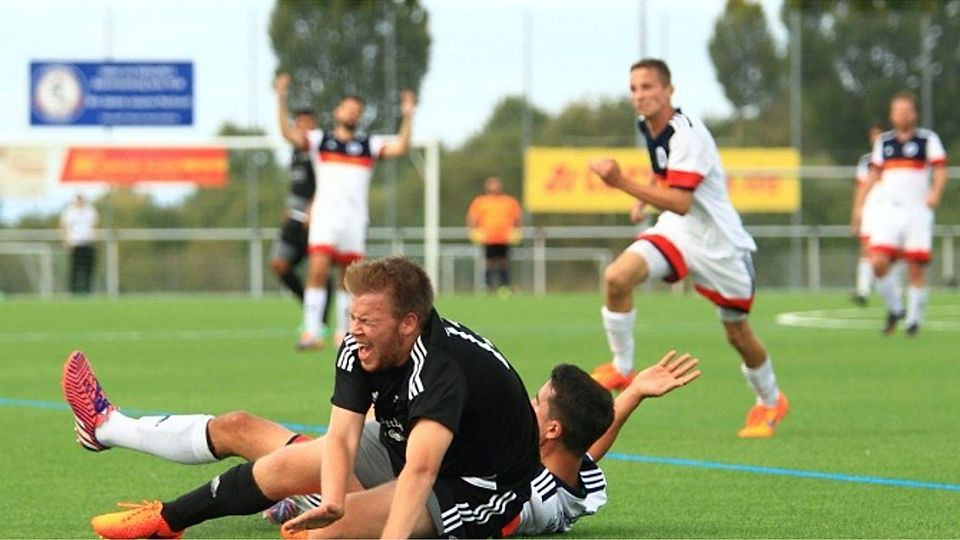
<box><xmin>588</xmin><ymin>58</ymin><xmax>788</xmax><ymax>438</ymax></box>
<box><xmin>79</xmin><ymin>256</ymin><xmax>542</xmax><ymax>539</ymax></box>
<box><xmin>269</xmin><ymin>101</ymin><xmax>334</xmax><ymax>334</ymax></box>
<box><xmin>275</xmin><ymin>74</ymin><xmax>415</xmax><ymax>350</ymax></box>
<box><xmin>64</xmin><ymin>345</ymin><xmax>698</xmax><ymax>537</ymax></box>
<box><xmin>853</xmin><ymin>92</ymin><xmax>949</xmax><ymax>336</ymax></box>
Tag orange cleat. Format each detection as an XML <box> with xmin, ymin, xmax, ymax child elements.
<box><xmin>737</xmin><ymin>391</ymin><xmax>790</xmax><ymax>438</ymax></box>
<box><xmin>590</xmin><ymin>362</ymin><xmax>636</xmax><ymax>392</ymax></box>
<box><xmin>90</xmin><ymin>501</ymin><xmax>183</xmax><ymax>539</ymax></box>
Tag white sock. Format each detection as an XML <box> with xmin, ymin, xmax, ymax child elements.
<box><xmin>892</xmin><ymin>261</ymin><xmax>906</xmax><ymax>302</ymax></box>
<box><xmin>602</xmin><ymin>306</ymin><xmax>636</xmax><ymax>374</ymax></box>
<box><xmin>303</xmin><ymin>287</ymin><xmax>327</xmax><ymax>336</ymax></box>
<box><xmin>906</xmin><ymin>286</ymin><xmax>929</xmax><ymax>326</ymax></box>
<box><xmin>741</xmin><ymin>358</ymin><xmax>780</xmax><ymax>407</ymax></box>
<box><xmin>875</xmin><ymin>271</ymin><xmax>903</xmax><ymax>314</ymax></box>
<box><xmin>335</xmin><ymin>290</ymin><xmax>351</xmax><ymax>336</ymax></box>
<box><xmin>96</xmin><ymin>411</ymin><xmax>217</xmax><ymax>464</ymax></box>
<box><xmin>855</xmin><ymin>258</ymin><xmax>873</xmax><ymax>297</ymax></box>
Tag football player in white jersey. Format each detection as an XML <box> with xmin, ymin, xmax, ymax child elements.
<box><xmin>850</xmin><ymin>123</ymin><xmax>887</xmax><ymax>306</ymax></box>
<box><xmin>63</xmin><ymin>349</ymin><xmax>699</xmax><ymax>538</ymax></box>
<box><xmin>275</xmin><ymin>73</ymin><xmax>415</xmax><ymax>350</ymax></box>
<box><xmin>853</xmin><ymin>92</ymin><xmax>948</xmax><ymax>336</ymax></box>
<box><xmin>589</xmin><ymin>59</ymin><xmax>789</xmax><ymax>438</ymax></box>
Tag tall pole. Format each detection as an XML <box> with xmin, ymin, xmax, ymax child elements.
<box><xmin>789</xmin><ymin>9</ymin><xmax>803</xmax><ymax>289</ymax></box>
<box><xmin>383</xmin><ymin>2</ymin><xmax>398</xmax><ymax>232</ymax></box>
<box><xmin>522</xmin><ymin>11</ymin><xmax>532</xmax><ymax>151</ymax></box>
<box><xmin>920</xmin><ymin>13</ymin><xmax>934</xmax><ymax>129</ymax></box>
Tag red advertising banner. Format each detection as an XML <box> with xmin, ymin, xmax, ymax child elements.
<box><xmin>60</xmin><ymin>147</ymin><xmax>228</xmax><ymax>187</ymax></box>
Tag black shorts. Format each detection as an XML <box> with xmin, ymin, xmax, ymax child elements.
<box><xmin>355</xmin><ymin>422</ymin><xmax>532</xmax><ymax>538</ymax></box>
<box><xmin>271</xmin><ymin>218</ymin><xmax>308</xmax><ymax>265</ymax></box>
<box><xmin>485</xmin><ymin>244</ymin><xmax>510</xmax><ymax>259</ymax></box>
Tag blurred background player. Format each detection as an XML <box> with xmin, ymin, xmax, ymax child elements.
<box><xmin>850</xmin><ymin>122</ymin><xmax>895</xmax><ymax>306</ymax></box>
<box><xmin>59</xmin><ymin>194</ymin><xmax>99</xmax><ymax>294</ymax></box>
<box><xmin>62</xmin><ymin>348</ymin><xmax>698</xmax><ymax>537</ymax></box>
<box><xmin>270</xmin><ymin>101</ymin><xmax>333</xmax><ymax>336</ymax></box>
<box><xmin>466</xmin><ymin>175</ymin><xmax>523</xmax><ymax>294</ymax></box>
<box><xmin>589</xmin><ymin>58</ymin><xmax>788</xmax><ymax>438</ymax></box>
<box><xmin>854</xmin><ymin>92</ymin><xmax>949</xmax><ymax>336</ymax></box>
<box><xmin>274</xmin><ymin>73</ymin><xmax>415</xmax><ymax>350</ymax></box>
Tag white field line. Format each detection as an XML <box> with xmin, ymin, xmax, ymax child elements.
<box><xmin>775</xmin><ymin>305</ymin><xmax>960</xmax><ymax>331</ymax></box>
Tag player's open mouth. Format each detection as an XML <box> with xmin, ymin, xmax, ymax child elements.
<box><xmin>357</xmin><ymin>343</ymin><xmax>372</xmax><ymax>359</ymax></box>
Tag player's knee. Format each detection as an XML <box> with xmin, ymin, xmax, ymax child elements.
<box><xmin>208</xmin><ymin>411</ymin><xmax>255</xmax><ymax>455</ymax></box>
<box><xmin>604</xmin><ymin>265</ymin><xmax>636</xmax><ymax>295</ymax></box>
<box><xmin>270</xmin><ymin>258</ymin><xmax>290</xmax><ymax>276</ymax></box>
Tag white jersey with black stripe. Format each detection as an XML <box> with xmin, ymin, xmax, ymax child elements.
<box><xmin>511</xmin><ymin>455</ymin><xmax>608</xmax><ymax>536</ymax></box>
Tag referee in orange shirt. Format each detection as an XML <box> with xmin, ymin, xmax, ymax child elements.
<box><xmin>467</xmin><ymin>176</ymin><xmax>523</xmax><ymax>293</ymax></box>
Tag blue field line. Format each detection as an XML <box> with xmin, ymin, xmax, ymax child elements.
<box><xmin>5</xmin><ymin>396</ymin><xmax>958</xmax><ymax>492</ymax></box>
<box><xmin>605</xmin><ymin>452</ymin><xmax>960</xmax><ymax>492</ymax></box>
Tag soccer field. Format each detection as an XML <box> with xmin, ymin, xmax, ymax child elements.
<box><xmin>1</xmin><ymin>291</ymin><xmax>958</xmax><ymax>538</ymax></box>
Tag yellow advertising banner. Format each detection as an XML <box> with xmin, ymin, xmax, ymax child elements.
<box><xmin>0</xmin><ymin>146</ymin><xmax>49</xmax><ymax>199</ymax></box>
<box><xmin>524</xmin><ymin>147</ymin><xmax>800</xmax><ymax>213</ymax></box>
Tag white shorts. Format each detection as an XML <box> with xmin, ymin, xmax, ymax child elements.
<box><xmin>627</xmin><ymin>228</ymin><xmax>756</xmax><ymax>319</ymax></box>
<box><xmin>868</xmin><ymin>204</ymin><xmax>933</xmax><ymax>263</ymax></box>
<box><xmin>307</xmin><ymin>201</ymin><xmax>367</xmax><ymax>266</ymax></box>
<box><xmin>859</xmin><ymin>193</ymin><xmax>881</xmax><ymax>243</ymax></box>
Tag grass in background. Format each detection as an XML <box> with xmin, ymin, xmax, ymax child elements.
<box><xmin>1</xmin><ymin>291</ymin><xmax>958</xmax><ymax>538</ymax></box>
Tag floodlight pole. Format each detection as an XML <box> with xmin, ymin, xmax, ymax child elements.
<box><xmin>423</xmin><ymin>140</ymin><xmax>440</xmax><ymax>293</ymax></box>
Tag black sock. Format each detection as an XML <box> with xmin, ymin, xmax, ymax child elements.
<box><xmin>321</xmin><ymin>277</ymin><xmax>334</xmax><ymax>325</ymax></box>
<box><xmin>280</xmin><ymin>271</ymin><xmax>305</xmax><ymax>302</ymax></box>
<box><xmin>498</xmin><ymin>269</ymin><xmax>510</xmax><ymax>287</ymax></box>
<box><xmin>160</xmin><ymin>462</ymin><xmax>275</xmax><ymax>531</ymax></box>
<box><xmin>485</xmin><ymin>269</ymin><xmax>495</xmax><ymax>289</ymax></box>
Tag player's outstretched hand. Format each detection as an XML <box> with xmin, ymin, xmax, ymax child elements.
<box><xmin>401</xmin><ymin>89</ymin><xmax>417</xmax><ymax>116</ymax></box>
<box><xmin>628</xmin><ymin>350</ymin><xmax>700</xmax><ymax>400</ymax></box>
<box><xmin>589</xmin><ymin>159</ymin><xmax>622</xmax><ymax>188</ymax></box>
<box><xmin>274</xmin><ymin>73</ymin><xmax>291</xmax><ymax>95</ymax></box>
<box><xmin>282</xmin><ymin>501</ymin><xmax>344</xmax><ymax>533</ymax></box>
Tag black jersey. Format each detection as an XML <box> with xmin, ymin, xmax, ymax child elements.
<box><xmin>332</xmin><ymin>310</ymin><xmax>540</xmax><ymax>489</ymax></box>
<box><xmin>288</xmin><ymin>148</ymin><xmax>316</xmax><ymax>202</ymax></box>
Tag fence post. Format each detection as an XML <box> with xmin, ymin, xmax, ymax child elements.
<box><xmin>534</xmin><ymin>227</ymin><xmax>546</xmax><ymax>296</ymax></box>
<box><xmin>807</xmin><ymin>228</ymin><xmax>820</xmax><ymax>292</ymax></box>
<box><xmin>943</xmin><ymin>235</ymin><xmax>955</xmax><ymax>285</ymax></box>
<box><xmin>106</xmin><ymin>234</ymin><xmax>119</xmax><ymax>298</ymax></box>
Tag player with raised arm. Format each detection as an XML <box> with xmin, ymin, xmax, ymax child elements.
<box><xmin>275</xmin><ymin>74</ymin><xmax>415</xmax><ymax>350</ymax></box>
<box><xmin>853</xmin><ymin>92</ymin><xmax>949</xmax><ymax>336</ymax></box>
<box><xmin>82</xmin><ymin>256</ymin><xmax>541</xmax><ymax>539</ymax></box>
<box><xmin>589</xmin><ymin>58</ymin><xmax>788</xmax><ymax>438</ymax></box>
<box><xmin>270</xmin><ymin>102</ymin><xmax>334</xmax><ymax>333</ymax></box>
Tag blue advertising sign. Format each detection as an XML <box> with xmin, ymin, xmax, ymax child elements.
<box><xmin>30</xmin><ymin>61</ymin><xmax>193</xmax><ymax>126</ymax></box>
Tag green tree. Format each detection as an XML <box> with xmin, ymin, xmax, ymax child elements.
<box><xmin>709</xmin><ymin>0</ymin><xmax>784</xmax><ymax>127</ymax></box>
<box><xmin>269</xmin><ymin>0</ymin><xmax>431</xmax><ymax>131</ymax></box>
<box><xmin>782</xmin><ymin>0</ymin><xmax>960</xmax><ymax>164</ymax></box>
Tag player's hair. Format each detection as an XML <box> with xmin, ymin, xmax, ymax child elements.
<box><xmin>292</xmin><ymin>108</ymin><xmax>316</xmax><ymax>117</ymax></box>
<box><xmin>868</xmin><ymin>120</ymin><xmax>884</xmax><ymax>132</ymax></box>
<box><xmin>340</xmin><ymin>94</ymin><xmax>366</xmax><ymax>106</ymax></box>
<box><xmin>344</xmin><ymin>256</ymin><xmax>434</xmax><ymax>327</ymax></box>
<box><xmin>630</xmin><ymin>58</ymin><xmax>672</xmax><ymax>86</ymax></box>
<box><xmin>548</xmin><ymin>364</ymin><xmax>614</xmax><ymax>455</ymax></box>
<box><xmin>890</xmin><ymin>91</ymin><xmax>917</xmax><ymax>109</ymax></box>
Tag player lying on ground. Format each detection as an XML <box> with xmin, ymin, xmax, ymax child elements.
<box><xmin>63</xmin><ymin>349</ymin><xmax>699</xmax><ymax>538</ymax></box>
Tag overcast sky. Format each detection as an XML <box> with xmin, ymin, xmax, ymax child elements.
<box><xmin>0</xmin><ymin>0</ymin><xmax>784</xmax><ymax>222</ymax></box>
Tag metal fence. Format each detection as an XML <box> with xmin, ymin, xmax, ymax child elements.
<box><xmin>2</xmin><ymin>224</ymin><xmax>958</xmax><ymax>298</ymax></box>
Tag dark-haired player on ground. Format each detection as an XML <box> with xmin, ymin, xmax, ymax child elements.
<box><xmin>83</xmin><ymin>256</ymin><xmax>542</xmax><ymax>539</ymax></box>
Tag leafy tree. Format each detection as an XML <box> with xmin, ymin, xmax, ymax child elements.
<box><xmin>269</xmin><ymin>0</ymin><xmax>431</xmax><ymax>132</ymax></box>
<box><xmin>782</xmin><ymin>0</ymin><xmax>960</xmax><ymax>164</ymax></box>
<box><xmin>709</xmin><ymin>0</ymin><xmax>784</xmax><ymax>127</ymax></box>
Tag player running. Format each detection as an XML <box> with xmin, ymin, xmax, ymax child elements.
<box><xmin>589</xmin><ymin>58</ymin><xmax>788</xmax><ymax>438</ymax></box>
<box><xmin>850</xmin><ymin>122</ymin><xmax>893</xmax><ymax>306</ymax></box>
<box><xmin>853</xmin><ymin>92</ymin><xmax>948</xmax><ymax>336</ymax></box>
<box><xmin>63</xmin><ymin>345</ymin><xmax>699</xmax><ymax>536</ymax></box>
<box><xmin>275</xmin><ymin>74</ymin><xmax>415</xmax><ymax>350</ymax></box>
